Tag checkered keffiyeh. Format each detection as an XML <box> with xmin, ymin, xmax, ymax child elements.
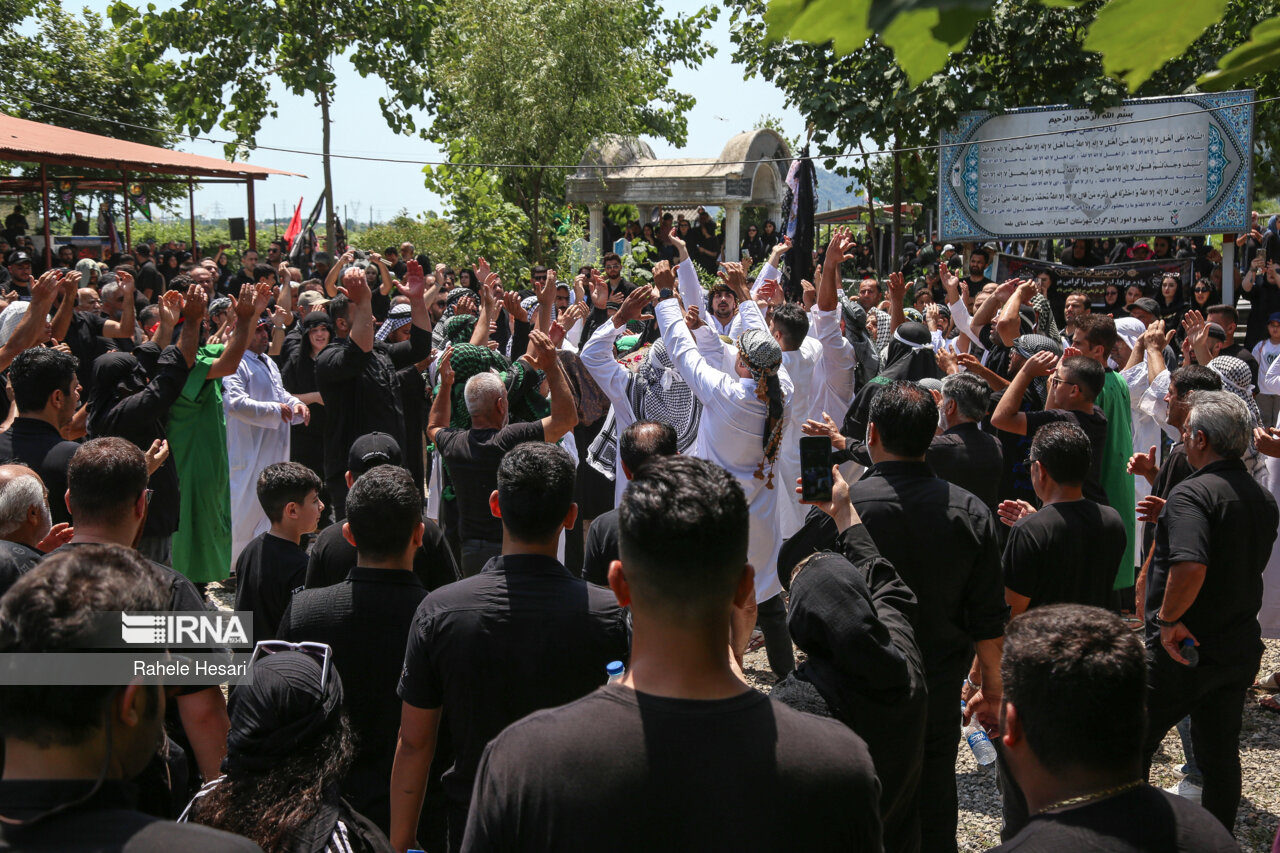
<box><xmin>736</xmin><ymin>328</ymin><xmax>782</xmax><ymax>377</ymax></box>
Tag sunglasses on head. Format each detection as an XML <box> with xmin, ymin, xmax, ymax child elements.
<box><xmin>250</xmin><ymin>640</ymin><xmax>334</xmax><ymax>690</ymax></box>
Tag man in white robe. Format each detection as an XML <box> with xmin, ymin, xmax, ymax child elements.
<box><xmin>224</xmin><ymin>316</ymin><xmax>308</xmax><ymax>568</ymax></box>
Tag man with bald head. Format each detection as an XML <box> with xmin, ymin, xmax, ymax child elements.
<box><xmin>0</xmin><ymin>465</ymin><xmax>59</xmax><ymax>595</ymax></box>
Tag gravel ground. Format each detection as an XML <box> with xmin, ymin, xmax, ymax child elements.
<box><xmin>211</xmin><ymin>578</ymin><xmax>1280</xmax><ymax>850</ymax></box>
<box><xmin>740</xmin><ymin>637</ymin><xmax>1280</xmax><ymax>852</ymax></box>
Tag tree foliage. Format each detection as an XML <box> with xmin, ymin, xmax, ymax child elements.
<box><xmin>0</xmin><ymin>0</ymin><xmax>181</xmax><ymax>209</ymax></box>
<box><xmin>108</xmin><ymin>0</ymin><xmax>438</xmax><ymax>250</ymax></box>
<box><xmin>422</xmin><ymin>0</ymin><xmax>716</xmax><ymax>262</ymax></box>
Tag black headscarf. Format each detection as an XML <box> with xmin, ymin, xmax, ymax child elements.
<box><xmin>224</xmin><ymin>650</ymin><xmax>344</xmax><ymax>777</ymax></box>
<box><xmin>878</xmin><ymin>321</ymin><xmax>940</xmax><ymax>382</ymax></box>
<box><xmin>85</xmin><ymin>352</ymin><xmax>146</xmax><ymax>439</ymax></box>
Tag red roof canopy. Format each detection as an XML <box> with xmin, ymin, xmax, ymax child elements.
<box><xmin>0</xmin><ymin>113</ymin><xmax>302</xmax><ymax>180</ymax></box>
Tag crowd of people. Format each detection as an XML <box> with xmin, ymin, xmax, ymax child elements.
<box><xmin>0</xmin><ymin>218</ymin><xmax>1276</xmax><ymax>853</ymax></box>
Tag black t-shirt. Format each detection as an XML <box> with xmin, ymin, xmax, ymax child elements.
<box><xmin>0</xmin><ymin>780</ymin><xmax>261</xmax><ymax>852</ymax></box>
<box><xmin>233</xmin><ymin>532</ymin><xmax>307</xmax><ymax>642</ymax></box>
<box><xmin>314</xmin><ymin>329</ymin><xmax>432</xmax><ymax>491</ymax></box>
<box><xmin>991</xmin><ymin>784</ymin><xmax>1236</xmax><ymax>852</ymax></box>
<box><xmin>1025</xmin><ymin>407</ymin><xmax>1109</xmax><ymax>504</ymax></box>
<box><xmin>277</xmin><ymin>566</ymin><xmax>429</xmax><ymax>831</ymax></box>
<box><xmin>304</xmin><ymin>511</ymin><xmax>459</xmax><ymax>592</ymax></box>
<box><xmin>66</xmin><ymin>312</ymin><xmax>113</xmax><ymax>389</ymax></box>
<box><xmin>580</xmin><ymin>507</ymin><xmax>618</xmax><ymax>586</ymax></box>
<box><xmin>435</xmin><ymin>422</ymin><xmax>545</xmax><ymax>542</ymax></box>
<box><xmin>398</xmin><ymin>554</ymin><xmax>630</xmax><ymax>810</ymax></box>
<box><xmin>461</xmin><ymin>687</ymin><xmax>883</xmax><ymax>853</ymax></box>
<box><xmin>1004</xmin><ymin>500</ymin><xmax>1127</xmax><ymax>610</ymax></box>
<box><xmin>989</xmin><ymin>388</ymin><xmax>1040</xmax><ymax>506</ymax></box>
<box><xmin>1147</xmin><ymin>459</ymin><xmax>1279</xmax><ymax>662</ymax></box>
<box><xmin>926</xmin><ymin>422</ymin><xmax>1004</xmax><ymax>512</ymax></box>
<box><xmin>0</xmin><ymin>540</ymin><xmax>42</xmax><ymax>596</ymax></box>
<box><xmin>0</xmin><ymin>417</ymin><xmax>81</xmax><ymax>526</ymax></box>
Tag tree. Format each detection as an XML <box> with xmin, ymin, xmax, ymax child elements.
<box><xmin>423</xmin><ymin>140</ymin><xmax>531</xmax><ymax>279</ymax></box>
<box><xmin>422</xmin><ymin>0</ymin><xmax>716</xmax><ymax>262</ymax></box>
<box><xmin>108</xmin><ymin>0</ymin><xmax>438</xmax><ymax>252</ymax></box>
<box><xmin>0</xmin><ymin>0</ymin><xmax>180</xmax><ymax>213</ymax></box>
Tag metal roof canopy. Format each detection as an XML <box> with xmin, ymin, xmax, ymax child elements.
<box><xmin>0</xmin><ymin>113</ymin><xmax>303</xmax><ymax>259</ymax></box>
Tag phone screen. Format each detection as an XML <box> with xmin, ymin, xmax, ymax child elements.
<box><xmin>799</xmin><ymin>435</ymin><xmax>833</xmax><ymax>503</ymax></box>
<box><xmin>1258</xmin><ymin>249</ymin><xmax>1266</xmax><ymax>264</ymax></box>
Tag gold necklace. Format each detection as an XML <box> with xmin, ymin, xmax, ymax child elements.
<box><xmin>1035</xmin><ymin>780</ymin><xmax>1143</xmax><ymax>815</ymax></box>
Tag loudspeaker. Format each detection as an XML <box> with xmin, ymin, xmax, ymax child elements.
<box><xmin>228</xmin><ymin>218</ymin><xmax>246</xmax><ymax>241</ymax></box>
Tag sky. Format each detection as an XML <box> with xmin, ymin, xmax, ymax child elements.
<box><xmin>76</xmin><ymin>0</ymin><xmax>807</xmax><ymax>229</ymax></box>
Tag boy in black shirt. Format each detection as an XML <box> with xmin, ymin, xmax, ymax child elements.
<box><xmin>233</xmin><ymin>462</ymin><xmax>323</xmax><ymax>641</ymax></box>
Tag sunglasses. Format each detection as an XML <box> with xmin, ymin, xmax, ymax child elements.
<box><xmin>250</xmin><ymin>640</ymin><xmax>334</xmax><ymax>690</ymax></box>
<box><xmin>1194</xmin><ymin>287</ymin><xmax>1211</xmax><ymax>293</ymax></box>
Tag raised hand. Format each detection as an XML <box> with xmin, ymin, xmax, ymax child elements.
<box><xmin>35</xmin><ymin>521</ymin><xmax>75</xmax><ymax>553</ymax></box>
<box><xmin>801</xmin><ymin>412</ymin><xmax>847</xmax><ymax>451</ymax></box>
<box><xmin>800</xmin><ymin>279</ymin><xmax>816</xmax><ymax>309</ymax></box>
<box><xmin>158</xmin><ymin>290</ymin><xmax>183</xmax><ymax>327</ymax></box>
<box><xmin>252</xmin><ymin>282</ymin><xmax>273</xmax><ymax>316</ymax></box>
<box><xmin>1020</xmin><ymin>350</ymin><xmax>1058</xmax><ymax>378</ymax></box>
<box><xmin>502</xmin><ymin>290</ymin><xmax>529</xmax><ymax>324</ymax></box>
<box><xmin>1128</xmin><ymin>445</ymin><xmax>1158</xmax><ymax>477</ymax></box>
<box><xmin>338</xmin><ymin>267</ymin><xmax>371</xmax><ymax>305</ymax></box>
<box><xmin>824</xmin><ymin>226</ymin><xmax>856</xmax><ymax>267</ymax></box>
<box><xmin>144</xmin><ymin>439</ymin><xmax>170</xmax><ymax>476</ymax></box>
<box><xmin>887</xmin><ymin>271</ymin><xmax>908</xmax><ymax>302</ymax></box>
<box><xmin>652</xmin><ymin>261</ymin><xmax>676</xmax><ymax>293</ymax></box>
<box><xmin>183</xmin><ymin>284</ymin><xmax>208</xmax><ymax>324</ymax></box>
<box><xmin>474</xmin><ymin>256</ymin><xmax>491</xmax><ymax>284</ymax></box>
<box><xmin>936</xmin><ymin>346</ymin><xmax>958</xmax><ymax>375</ymax></box>
<box><xmin>455</xmin><ymin>293</ymin><xmax>477</xmax><ymax>316</ymax></box>
<box><xmin>436</xmin><ymin>346</ymin><xmax>455</xmax><ymax>386</ymax></box>
<box><xmin>684</xmin><ymin>304</ymin><xmax>705</xmax><ymax>332</ymax></box>
<box><xmin>796</xmin><ymin>464</ymin><xmax>854</xmax><ymax>530</ymax></box>
<box><xmin>613</xmin><ymin>284</ymin><xmax>655</xmax><ymax>327</ymax></box>
<box><xmin>399</xmin><ymin>259</ymin><xmax>427</xmax><ymax>299</ymax></box>
<box><xmin>536</xmin><ymin>269</ymin><xmax>558</xmax><ymax>304</ymax></box>
<box><xmin>526</xmin><ymin>329</ymin><xmax>559</xmax><ymax>372</ymax></box>
<box><xmin>590</xmin><ymin>272</ymin><xmax>609</xmax><ymax>309</ymax></box>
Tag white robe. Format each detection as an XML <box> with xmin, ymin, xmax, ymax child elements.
<box><xmin>656</xmin><ymin>297</ymin><xmax>793</xmax><ymax>603</ymax></box>
<box><xmin>1121</xmin><ymin>359</ymin><xmax>1163</xmax><ymax>564</ymax></box>
<box><xmin>1258</xmin><ymin>354</ymin><xmax>1280</xmax><ymax>638</ymax></box>
<box><xmin>224</xmin><ymin>352</ymin><xmax>302</xmax><ymax>569</ymax></box>
<box><xmin>775</xmin><ymin>336</ymin><xmax>822</xmax><ymax>540</ymax></box>
<box><xmin>807</xmin><ymin>306</ymin><xmax>860</xmax><ymax>484</ymax></box>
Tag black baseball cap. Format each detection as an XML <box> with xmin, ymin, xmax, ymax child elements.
<box><xmin>347</xmin><ymin>431</ymin><xmax>403</xmax><ymax>477</ymax></box>
<box><xmin>1126</xmin><ymin>297</ymin><xmax>1161</xmax><ymax>317</ymax></box>
<box><xmin>7</xmin><ymin>250</ymin><xmax>31</xmax><ymax>265</ymax></box>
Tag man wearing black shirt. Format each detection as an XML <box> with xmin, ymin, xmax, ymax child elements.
<box><xmin>992</xmin><ymin>605</ymin><xmax>1235</xmax><ymax>852</ymax></box>
<box><xmin>315</xmin><ymin>264</ymin><xmax>435</xmax><ymax>519</ymax></box>
<box><xmin>0</xmin><ymin>547</ymin><xmax>261</xmax><ymax>852</ymax></box>
<box><xmin>581</xmin><ymin>420</ymin><xmax>677</xmax><ymax>586</ymax></box>
<box><xmin>305</xmin><ymin>432</ymin><xmax>459</xmax><ymax>591</ymax></box>
<box><xmin>0</xmin><ymin>465</ymin><xmax>56</xmax><ymax>595</ymax></box>
<box><xmin>51</xmin><ymin>438</ymin><xmax>231</xmax><ymax>789</ymax></box>
<box><xmin>1002</xmin><ymin>423</ymin><xmax>1126</xmax><ymax>614</ymax></box>
<box><xmin>1206</xmin><ymin>304</ymin><xmax>1260</xmax><ymax>386</ymax></box>
<box><xmin>391</xmin><ymin>443</ymin><xmax>630</xmax><ymax>853</ymax></box>
<box><xmin>279</xmin><ymin>466</ymin><xmax>433</xmax><ymax>839</ymax></box>
<box><xmin>133</xmin><ymin>243</ymin><xmax>164</xmax><ymax>301</ymax></box>
<box><xmin>967</xmin><ymin>245</ymin><xmax>994</xmax><ymax>288</ymax></box>
<box><xmin>6</xmin><ymin>249</ymin><xmax>34</xmax><ymax>299</ymax></box>
<box><xmin>929</xmin><ymin>372</ymin><xmax>1003</xmax><ymax>511</ymax></box>
<box><xmin>992</xmin><ymin>352</ymin><xmax>1109</xmax><ymax>504</ymax></box>
<box><xmin>1142</xmin><ymin>391</ymin><xmax>1279</xmax><ymax>832</ymax></box>
<box><xmin>461</xmin><ymin>454</ymin><xmax>881</xmax><ymax>853</ymax></box>
<box><xmin>428</xmin><ymin>330</ymin><xmax>577</xmax><ymax>575</ymax></box>
<box><xmin>0</xmin><ymin>347</ymin><xmax>82</xmax><ymax>525</ymax></box>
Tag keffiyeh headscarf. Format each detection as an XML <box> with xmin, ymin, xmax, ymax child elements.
<box><xmin>0</xmin><ymin>301</ymin><xmax>31</xmax><ymax>348</ymax></box>
<box><xmin>737</xmin><ymin>327</ymin><xmax>785</xmax><ymax>487</ymax></box>
<box><xmin>587</xmin><ymin>338</ymin><xmax>703</xmax><ymax>479</ymax></box>
<box><xmin>1030</xmin><ymin>293</ymin><xmax>1060</xmax><ymax>341</ymax></box>
<box><xmin>443</xmin><ymin>313</ymin><xmax>477</xmax><ymax>346</ymax></box>
<box><xmin>1208</xmin><ymin>356</ymin><xmax>1263</xmax><ymax>426</ymax></box>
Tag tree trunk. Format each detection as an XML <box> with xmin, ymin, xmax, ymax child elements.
<box><xmin>320</xmin><ymin>87</ymin><xmax>336</xmax><ymax>254</ymax></box>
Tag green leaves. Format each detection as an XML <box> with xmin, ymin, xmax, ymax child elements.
<box><xmin>767</xmin><ymin>0</ymin><xmax>869</xmax><ymax>53</ymax></box>
<box><xmin>1199</xmin><ymin>15</ymin><xmax>1280</xmax><ymax>90</ymax></box>
<box><xmin>880</xmin><ymin>6</ymin><xmax>986</xmax><ymax>84</ymax></box>
<box><xmin>1084</xmin><ymin>0</ymin><xmax>1229</xmax><ymax>91</ymax></box>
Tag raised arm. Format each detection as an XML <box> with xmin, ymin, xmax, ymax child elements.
<box><xmin>426</xmin><ymin>347</ymin><xmax>453</xmax><ymax>443</ymax></box>
<box><xmin>322</xmin><ymin>251</ymin><xmax>353</xmax><ymax>298</ymax></box>
<box><xmin>582</xmin><ymin>286</ymin><xmax>654</xmax><ymax>407</ymax></box>
<box><xmin>886</xmin><ymin>271</ymin><xmax>908</xmax><ymax>333</ymax></box>
<box><xmin>371</xmin><ymin>253</ymin><xmax>396</xmax><ymax>296</ymax></box>
<box><xmin>990</xmin><ymin>351</ymin><xmax>1057</xmax><ymax>435</ymax></box>
<box><xmin>178</xmin><ymin>285</ymin><xmax>207</xmax><ymax>368</ymax></box>
<box><xmin>528</xmin><ymin>330</ymin><xmax>578</xmax><ymax>443</ymax></box>
<box><xmin>0</xmin><ymin>271</ymin><xmax>58</xmax><ymax>372</ymax></box>
<box><xmin>49</xmin><ymin>271</ymin><xmax>77</xmax><ymax>343</ymax></box>
<box><xmin>996</xmin><ymin>280</ymin><xmax>1033</xmax><ymax>347</ymax></box>
<box><xmin>103</xmin><ymin>270</ymin><xmax>137</xmax><ymax>342</ymax></box>
<box><xmin>819</xmin><ymin>227</ymin><xmax>855</xmax><ymax>312</ymax></box>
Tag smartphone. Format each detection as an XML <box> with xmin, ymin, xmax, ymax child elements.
<box><xmin>799</xmin><ymin>435</ymin><xmax>833</xmax><ymax>503</ymax></box>
<box><xmin>1257</xmin><ymin>248</ymin><xmax>1266</xmax><ymax>264</ymax></box>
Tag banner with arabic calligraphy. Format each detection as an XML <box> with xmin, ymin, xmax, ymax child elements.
<box><xmin>993</xmin><ymin>253</ymin><xmax>1195</xmax><ymax>304</ymax></box>
<box><xmin>939</xmin><ymin>90</ymin><xmax>1254</xmax><ymax>242</ymax></box>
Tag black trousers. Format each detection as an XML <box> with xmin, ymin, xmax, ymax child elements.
<box><xmin>756</xmin><ymin>593</ymin><xmax>795</xmax><ymax>678</ymax></box>
<box><xmin>920</xmin><ymin>676</ymin><xmax>962</xmax><ymax>853</ymax></box>
<box><xmin>325</xmin><ymin>474</ymin><xmax>349</xmax><ymax>522</ymax></box>
<box><xmin>1141</xmin><ymin>643</ymin><xmax>1259</xmax><ymax>833</ymax></box>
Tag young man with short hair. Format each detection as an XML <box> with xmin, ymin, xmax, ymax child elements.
<box><xmin>1206</xmin><ymin>303</ymin><xmax>1259</xmax><ymax>385</ymax></box>
<box><xmin>390</xmin><ymin>443</ymin><xmax>630</xmax><ymax>853</ymax></box>
<box><xmin>0</xmin><ymin>347</ymin><xmax>82</xmax><ymax>525</ymax></box>
<box><xmin>232</xmin><ymin>461</ymin><xmax>323</xmax><ymax>642</ymax></box>
<box><xmin>460</xmin><ymin>455</ymin><xmax>883</xmax><ymax>852</ymax></box>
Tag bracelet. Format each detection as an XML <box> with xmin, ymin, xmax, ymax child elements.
<box><xmin>1154</xmin><ymin>613</ymin><xmax>1181</xmax><ymax>628</ymax></box>
<box><xmin>965</xmin><ymin>676</ymin><xmax>981</xmax><ymax>691</ymax></box>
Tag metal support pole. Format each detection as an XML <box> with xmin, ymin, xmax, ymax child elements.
<box><xmin>246</xmin><ymin>179</ymin><xmax>257</xmax><ymax>252</ymax></box>
<box><xmin>122</xmin><ymin>170</ymin><xmax>132</xmax><ymax>251</ymax></box>
<box><xmin>188</xmin><ymin>178</ymin><xmax>198</xmax><ymax>259</ymax></box>
<box><xmin>39</xmin><ymin>164</ymin><xmax>52</xmax><ymax>269</ymax></box>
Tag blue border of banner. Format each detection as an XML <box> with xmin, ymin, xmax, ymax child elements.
<box><xmin>938</xmin><ymin>90</ymin><xmax>1255</xmax><ymax>242</ymax></box>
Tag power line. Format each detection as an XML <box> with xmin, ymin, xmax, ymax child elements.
<box><xmin>16</xmin><ymin>93</ymin><xmax>1280</xmax><ymax>173</ymax></box>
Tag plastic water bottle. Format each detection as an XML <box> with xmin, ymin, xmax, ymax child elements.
<box><xmin>606</xmin><ymin>660</ymin><xmax>625</xmax><ymax>684</ymax></box>
<box><xmin>1180</xmin><ymin>639</ymin><xmax>1199</xmax><ymax>667</ymax></box>
<box><xmin>961</xmin><ymin>701</ymin><xmax>997</xmax><ymax>766</ymax></box>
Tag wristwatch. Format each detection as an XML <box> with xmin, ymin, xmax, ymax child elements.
<box><xmin>1154</xmin><ymin>613</ymin><xmax>1181</xmax><ymax>628</ymax></box>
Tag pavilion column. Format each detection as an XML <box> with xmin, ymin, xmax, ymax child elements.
<box><xmin>1222</xmin><ymin>239</ymin><xmax>1236</xmax><ymax>304</ymax></box>
<box><xmin>723</xmin><ymin>202</ymin><xmax>742</xmax><ymax>262</ymax></box>
<box><xmin>39</xmin><ymin>164</ymin><xmax>51</xmax><ymax>269</ymax></box>
<box><xmin>768</xmin><ymin>201</ymin><xmax>783</xmax><ymax>231</ymax></box>
<box><xmin>588</xmin><ymin>203</ymin><xmax>605</xmax><ymax>261</ymax></box>
<box><xmin>246</xmin><ymin>179</ymin><xmax>257</xmax><ymax>252</ymax></box>
<box><xmin>188</xmin><ymin>178</ymin><xmax>198</xmax><ymax>260</ymax></box>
